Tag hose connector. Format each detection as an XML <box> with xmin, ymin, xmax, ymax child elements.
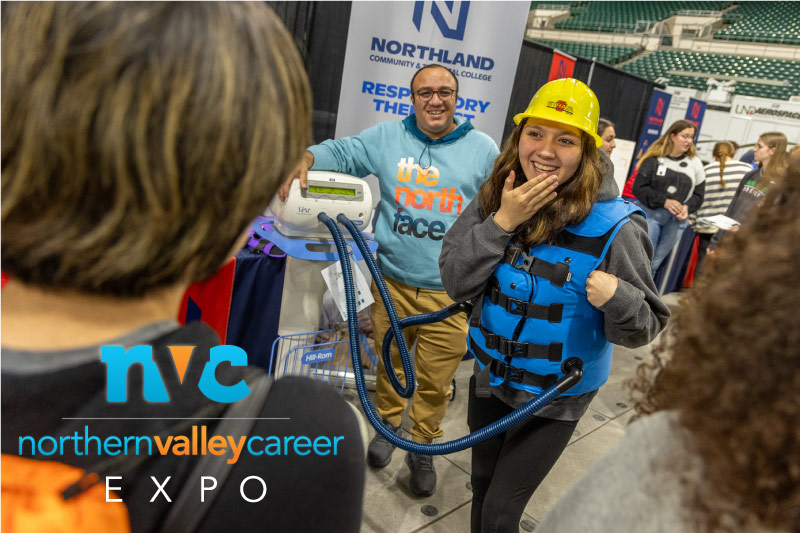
<box><xmin>446</xmin><ymin>301</ymin><xmax>473</xmax><ymax>317</ymax></box>
<box><xmin>556</xmin><ymin>357</ymin><xmax>583</xmax><ymax>393</ymax></box>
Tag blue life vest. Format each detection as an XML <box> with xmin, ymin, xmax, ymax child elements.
<box><xmin>468</xmin><ymin>197</ymin><xmax>643</xmax><ymax>396</ymax></box>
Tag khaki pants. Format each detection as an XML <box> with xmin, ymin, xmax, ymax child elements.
<box><xmin>370</xmin><ymin>276</ymin><xmax>468</xmax><ymax>443</ymax></box>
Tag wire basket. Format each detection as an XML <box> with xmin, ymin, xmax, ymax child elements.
<box><xmin>268</xmin><ymin>329</ymin><xmax>379</xmax><ymax>394</ymax></box>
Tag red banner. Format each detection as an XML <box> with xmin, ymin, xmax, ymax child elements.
<box><xmin>178</xmin><ymin>257</ymin><xmax>237</xmax><ymax>343</ymax></box>
<box><xmin>548</xmin><ymin>50</ymin><xmax>576</xmax><ymax>82</ymax></box>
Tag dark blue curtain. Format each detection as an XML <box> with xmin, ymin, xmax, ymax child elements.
<box><xmin>227</xmin><ymin>247</ymin><xmax>287</xmax><ymax>369</ymax></box>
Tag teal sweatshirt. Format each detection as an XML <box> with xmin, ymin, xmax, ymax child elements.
<box><xmin>309</xmin><ymin>116</ymin><xmax>498</xmax><ymax>289</ymax></box>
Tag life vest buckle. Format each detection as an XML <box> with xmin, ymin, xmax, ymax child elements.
<box><xmin>496</xmin><ymin>337</ymin><xmax>528</xmax><ymax>358</ymax></box>
<box><xmin>490</xmin><ymin>359</ymin><xmax>524</xmax><ymax>384</ymax></box>
<box><xmin>521</xmin><ymin>254</ymin><xmax>536</xmax><ymax>272</ymax></box>
<box><xmin>504</xmin><ymin>366</ymin><xmax>525</xmax><ymax>383</ymax></box>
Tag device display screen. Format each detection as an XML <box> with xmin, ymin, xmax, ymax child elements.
<box><xmin>308</xmin><ymin>185</ymin><xmax>356</xmax><ymax>196</ymax></box>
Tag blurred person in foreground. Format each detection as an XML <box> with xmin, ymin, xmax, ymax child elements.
<box><xmin>1</xmin><ymin>3</ymin><xmax>364</xmax><ymax>531</ymax></box>
<box><xmin>537</xmin><ymin>151</ymin><xmax>800</xmax><ymax>533</ymax></box>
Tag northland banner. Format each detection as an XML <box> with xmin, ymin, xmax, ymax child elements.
<box><xmin>334</xmin><ymin>1</ymin><xmax>530</xmax><ymax>146</ymax></box>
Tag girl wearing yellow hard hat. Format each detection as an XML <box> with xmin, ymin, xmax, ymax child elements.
<box><xmin>439</xmin><ymin>78</ymin><xmax>670</xmax><ymax>532</ymax></box>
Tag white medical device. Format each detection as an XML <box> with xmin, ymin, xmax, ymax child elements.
<box><xmin>267</xmin><ymin>170</ymin><xmax>374</xmax><ymax>348</ymax></box>
<box><xmin>269</xmin><ymin>171</ymin><xmax>373</xmax><ymax>238</ymax></box>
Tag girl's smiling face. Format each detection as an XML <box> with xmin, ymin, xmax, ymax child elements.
<box><xmin>518</xmin><ymin>118</ymin><xmax>583</xmax><ymax>186</ymax></box>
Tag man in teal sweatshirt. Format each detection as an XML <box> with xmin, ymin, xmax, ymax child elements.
<box><xmin>278</xmin><ymin>64</ymin><xmax>498</xmax><ymax>497</ymax></box>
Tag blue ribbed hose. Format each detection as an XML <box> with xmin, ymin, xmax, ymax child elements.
<box><xmin>318</xmin><ymin>213</ymin><xmax>582</xmax><ymax>455</ymax></box>
<box><xmin>334</xmin><ymin>215</ymin><xmax>416</xmax><ymax>397</ymax></box>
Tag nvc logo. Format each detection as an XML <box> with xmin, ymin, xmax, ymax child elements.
<box><xmin>101</xmin><ymin>345</ymin><xmax>250</xmax><ymax>403</ymax></box>
<box><xmin>412</xmin><ymin>1</ymin><xmax>470</xmax><ymax>41</ymax></box>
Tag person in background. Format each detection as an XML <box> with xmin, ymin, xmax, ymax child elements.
<box><xmin>691</xmin><ymin>141</ymin><xmax>753</xmax><ymax>272</ymax></box>
<box><xmin>277</xmin><ymin>63</ymin><xmax>500</xmax><ymax>497</ymax></box>
<box><xmin>536</xmin><ymin>151</ymin><xmax>800</xmax><ymax>533</ymax></box>
<box><xmin>439</xmin><ymin>78</ymin><xmax>669</xmax><ymax>533</ymax></box>
<box><xmin>632</xmin><ymin>119</ymin><xmax>706</xmax><ymax>275</ymax></box>
<box><xmin>708</xmin><ymin>131</ymin><xmax>788</xmax><ymax>254</ymax></box>
<box><xmin>598</xmin><ymin>117</ymin><xmax>616</xmax><ymax>157</ymax></box>
<box><xmin>739</xmin><ymin>147</ymin><xmax>758</xmax><ymax>168</ymax></box>
<box><xmin>1</xmin><ymin>3</ymin><xmax>365</xmax><ymax>531</ymax></box>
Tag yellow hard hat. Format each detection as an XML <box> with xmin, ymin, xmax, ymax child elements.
<box><xmin>513</xmin><ymin>78</ymin><xmax>603</xmax><ymax>148</ymax></box>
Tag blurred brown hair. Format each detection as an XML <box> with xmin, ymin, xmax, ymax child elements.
<box><xmin>2</xmin><ymin>2</ymin><xmax>312</xmax><ymax>296</ymax></box>
<box><xmin>479</xmin><ymin>118</ymin><xmax>606</xmax><ymax>248</ymax></box>
<box><xmin>631</xmin><ymin>154</ymin><xmax>800</xmax><ymax>531</ymax></box>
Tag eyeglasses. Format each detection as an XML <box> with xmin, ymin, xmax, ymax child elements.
<box><xmin>413</xmin><ymin>88</ymin><xmax>455</xmax><ymax>101</ymax></box>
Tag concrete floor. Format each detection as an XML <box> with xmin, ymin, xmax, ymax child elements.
<box><xmin>345</xmin><ymin>291</ymin><xmax>682</xmax><ymax>533</ymax></box>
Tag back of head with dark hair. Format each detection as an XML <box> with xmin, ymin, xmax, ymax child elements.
<box><xmin>1</xmin><ymin>2</ymin><xmax>312</xmax><ymax>297</ymax></box>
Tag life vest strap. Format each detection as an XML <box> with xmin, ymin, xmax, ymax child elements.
<box><xmin>502</xmin><ymin>249</ymin><xmax>571</xmax><ymax>287</ymax></box>
<box><xmin>469</xmin><ymin>287</ymin><xmax>485</xmax><ymax>327</ymax></box>
<box><xmin>479</xmin><ymin>325</ymin><xmax>562</xmax><ymax>362</ymax></box>
<box><xmin>471</xmin><ymin>338</ymin><xmax>559</xmax><ymax>389</ymax></box>
<box><xmin>488</xmin><ymin>280</ymin><xmax>563</xmax><ymax>322</ymax></box>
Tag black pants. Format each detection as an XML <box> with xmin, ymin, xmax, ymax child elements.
<box><xmin>468</xmin><ymin>376</ymin><xmax>578</xmax><ymax>533</ymax></box>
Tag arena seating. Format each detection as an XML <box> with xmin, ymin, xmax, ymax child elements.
<box><xmin>554</xmin><ymin>2</ymin><xmax>730</xmax><ymax>33</ymax></box>
<box><xmin>529</xmin><ymin>39</ymin><xmax>639</xmax><ymax>65</ymax></box>
<box><xmin>714</xmin><ymin>1</ymin><xmax>800</xmax><ymax>45</ymax></box>
<box><xmin>621</xmin><ymin>50</ymin><xmax>800</xmax><ymax>100</ymax></box>
<box><xmin>528</xmin><ymin>1</ymin><xmax>578</xmax><ymax>9</ymax></box>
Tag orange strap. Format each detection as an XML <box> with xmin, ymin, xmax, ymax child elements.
<box><xmin>1</xmin><ymin>454</ymin><xmax>130</xmax><ymax>533</ymax></box>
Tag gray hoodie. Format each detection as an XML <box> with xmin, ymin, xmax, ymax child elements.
<box><xmin>537</xmin><ymin>411</ymin><xmax>785</xmax><ymax>533</ymax></box>
<box><xmin>438</xmin><ymin>155</ymin><xmax>670</xmax><ymax>419</ymax></box>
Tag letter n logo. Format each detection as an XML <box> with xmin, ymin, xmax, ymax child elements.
<box><xmin>556</xmin><ymin>60</ymin><xmax>568</xmax><ymax>79</ymax></box>
<box><xmin>102</xmin><ymin>345</ymin><xmax>170</xmax><ymax>402</ymax></box>
<box><xmin>412</xmin><ymin>1</ymin><xmax>470</xmax><ymax>41</ymax></box>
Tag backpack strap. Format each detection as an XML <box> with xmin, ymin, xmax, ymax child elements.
<box><xmin>159</xmin><ymin>372</ymin><xmax>274</xmax><ymax>533</ymax></box>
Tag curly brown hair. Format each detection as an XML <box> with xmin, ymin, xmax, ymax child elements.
<box><xmin>631</xmin><ymin>153</ymin><xmax>800</xmax><ymax>531</ymax></box>
<box><xmin>478</xmin><ymin>118</ymin><xmax>606</xmax><ymax>248</ymax></box>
